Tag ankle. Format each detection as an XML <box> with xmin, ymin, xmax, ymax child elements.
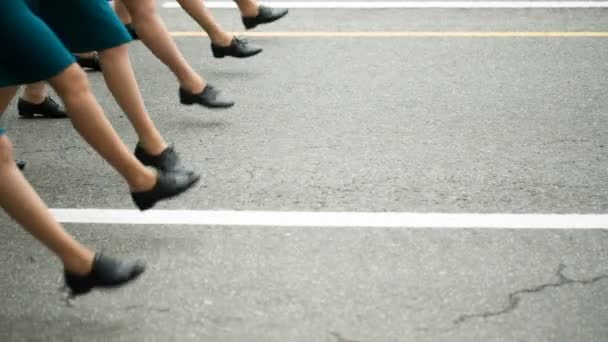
<box><xmin>180</xmin><ymin>76</ymin><xmax>206</xmax><ymax>94</ymax></box>
<box><xmin>212</xmin><ymin>33</ymin><xmax>233</xmax><ymax>47</ymax></box>
<box><xmin>130</xmin><ymin>167</ymin><xmax>157</xmax><ymax>192</ymax></box>
<box><xmin>21</xmin><ymin>94</ymin><xmax>46</xmax><ymax>105</ymax></box>
<box><xmin>240</xmin><ymin>4</ymin><xmax>259</xmax><ymax>17</ymax></box>
<box><xmin>63</xmin><ymin>250</ymin><xmax>94</xmax><ymax>276</ymax></box>
<box><xmin>139</xmin><ymin>139</ymin><xmax>168</xmax><ymax>156</ymax></box>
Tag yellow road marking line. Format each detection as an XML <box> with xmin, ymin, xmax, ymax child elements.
<box><xmin>170</xmin><ymin>31</ymin><xmax>608</xmax><ymax>37</ymax></box>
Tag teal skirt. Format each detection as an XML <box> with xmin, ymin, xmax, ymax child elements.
<box><xmin>0</xmin><ymin>0</ymin><xmax>75</xmax><ymax>87</ymax></box>
<box><xmin>26</xmin><ymin>0</ymin><xmax>132</xmax><ymax>53</ymax></box>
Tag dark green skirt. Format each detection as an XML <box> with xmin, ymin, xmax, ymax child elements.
<box><xmin>0</xmin><ymin>0</ymin><xmax>75</xmax><ymax>87</ymax></box>
<box><xmin>26</xmin><ymin>0</ymin><xmax>132</xmax><ymax>53</ymax></box>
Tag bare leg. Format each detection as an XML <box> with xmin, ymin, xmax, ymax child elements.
<box><xmin>98</xmin><ymin>44</ymin><xmax>167</xmax><ymax>155</ymax></box>
<box><xmin>234</xmin><ymin>0</ymin><xmax>259</xmax><ymax>17</ymax></box>
<box><xmin>0</xmin><ymin>86</ymin><xmax>18</xmax><ymax>114</ymax></box>
<box><xmin>22</xmin><ymin>82</ymin><xmax>47</xmax><ymax>104</ymax></box>
<box><xmin>0</xmin><ymin>87</ymin><xmax>93</xmax><ymax>275</ymax></box>
<box><xmin>175</xmin><ymin>0</ymin><xmax>232</xmax><ymax>46</ymax></box>
<box><xmin>114</xmin><ymin>0</ymin><xmax>133</xmax><ymax>24</ymax></box>
<box><xmin>47</xmin><ymin>64</ymin><xmax>156</xmax><ymax>192</ymax></box>
<box><xmin>118</xmin><ymin>0</ymin><xmax>205</xmax><ymax>93</ymax></box>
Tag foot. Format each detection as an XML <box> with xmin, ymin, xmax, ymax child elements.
<box><xmin>131</xmin><ymin>170</ymin><xmax>200</xmax><ymax>211</ymax></box>
<box><xmin>125</xmin><ymin>24</ymin><xmax>139</xmax><ymax>40</ymax></box>
<box><xmin>135</xmin><ymin>143</ymin><xmax>181</xmax><ymax>172</ymax></box>
<box><xmin>75</xmin><ymin>53</ymin><xmax>101</xmax><ymax>72</ymax></box>
<box><xmin>211</xmin><ymin>36</ymin><xmax>262</xmax><ymax>59</ymax></box>
<box><xmin>242</xmin><ymin>6</ymin><xmax>289</xmax><ymax>30</ymax></box>
<box><xmin>179</xmin><ymin>85</ymin><xmax>235</xmax><ymax>109</ymax></box>
<box><xmin>64</xmin><ymin>254</ymin><xmax>146</xmax><ymax>297</ymax></box>
<box><xmin>18</xmin><ymin>96</ymin><xmax>67</xmax><ymax>118</ymax></box>
<box><xmin>16</xmin><ymin>160</ymin><xmax>25</xmax><ymax>170</ymax></box>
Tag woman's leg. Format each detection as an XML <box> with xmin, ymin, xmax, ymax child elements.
<box><xmin>117</xmin><ymin>0</ymin><xmax>234</xmax><ymax>108</ymax></box>
<box><xmin>113</xmin><ymin>0</ymin><xmax>133</xmax><ymax>24</ymax></box>
<box><xmin>0</xmin><ymin>140</ymin><xmax>94</xmax><ymax>275</ymax></box>
<box><xmin>48</xmin><ymin>63</ymin><xmax>199</xmax><ymax>210</ymax></box>
<box><xmin>0</xmin><ymin>86</ymin><xmax>94</xmax><ymax>275</ymax></box>
<box><xmin>235</xmin><ymin>0</ymin><xmax>259</xmax><ymax>17</ymax></box>
<box><xmin>21</xmin><ymin>82</ymin><xmax>46</xmax><ymax>103</ymax></box>
<box><xmin>119</xmin><ymin>0</ymin><xmax>205</xmax><ymax>93</ymax></box>
<box><xmin>48</xmin><ymin>64</ymin><xmax>156</xmax><ymax>192</ymax></box>
<box><xmin>175</xmin><ymin>0</ymin><xmax>262</xmax><ymax>58</ymax></box>
<box><xmin>176</xmin><ymin>0</ymin><xmax>232</xmax><ymax>46</ymax></box>
<box><xmin>98</xmin><ymin>44</ymin><xmax>167</xmax><ymax>155</ymax></box>
<box><xmin>0</xmin><ymin>0</ymin><xmax>158</xmax><ymax>297</ymax></box>
<box><xmin>0</xmin><ymin>87</ymin><xmax>143</xmax><ymax>295</ymax></box>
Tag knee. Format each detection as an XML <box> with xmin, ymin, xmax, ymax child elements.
<box><xmin>98</xmin><ymin>44</ymin><xmax>128</xmax><ymax>61</ymax></box>
<box><xmin>0</xmin><ymin>135</ymin><xmax>14</xmax><ymax>167</ymax></box>
<box><xmin>123</xmin><ymin>0</ymin><xmax>156</xmax><ymax>21</ymax></box>
<box><xmin>52</xmin><ymin>65</ymin><xmax>91</xmax><ymax>106</ymax></box>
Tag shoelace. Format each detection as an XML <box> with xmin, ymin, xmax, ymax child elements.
<box><xmin>204</xmin><ymin>85</ymin><xmax>218</xmax><ymax>100</ymax></box>
<box><xmin>164</xmin><ymin>146</ymin><xmax>180</xmax><ymax>167</ymax></box>
<box><xmin>233</xmin><ymin>36</ymin><xmax>249</xmax><ymax>47</ymax></box>
<box><xmin>46</xmin><ymin>97</ymin><xmax>59</xmax><ymax>107</ymax></box>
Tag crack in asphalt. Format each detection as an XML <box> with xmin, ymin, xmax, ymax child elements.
<box><xmin>330</xmin><ymin>331</ymin><xmax>366</xmax><ymax>342</ymax></box>
<box><xmin>124</xmin><ymin>304</ymin><xmax>171</xmax><ymax>313</ymax></box>
<box><xmin>18</xmin><ymin>146</ymin><xmax>87</xmax><ymax>155</ymax></box>
<box><xmin>453</xmin><ymin>264</ymin><xmax>608</xmax><ymax>325</ymax></box>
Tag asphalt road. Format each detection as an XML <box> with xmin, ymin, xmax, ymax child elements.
<box><xmin>0</xmin><ymin>3</ymin><xmax>607</xmax><ymax>342</ymax></box>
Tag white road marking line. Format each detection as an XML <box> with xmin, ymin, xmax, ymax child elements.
<box><xmin>50</xmin><ymin>209</ymin><xmax>608</xmax><ymax>229</ymax></box>
<box><xmin>162</xmin><ymin>1</ymin><xmax>608</xmax><ymax>8</ymax></box>
<box><xmin>169</xmin><ymin>31</ymin><xmax>608</xmax><ymax>37</ymax></box>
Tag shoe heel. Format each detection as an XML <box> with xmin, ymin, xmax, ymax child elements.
<box><xmin>179</xmin><ymin>91</ymin><xmax>196</xmax><ymax>106</ymax></box>
<box><xmin>243</xmin><ymin>20</ymin><xmax>257</xmax><ymax>30</ymax></box>
<box><xmin>131</xmin><ymin>192</ymin><xmax>157</xmax><ymax>211</ymax></box>
<box><xmin>64</xmin><ymin>272</ymin><xmax>94</xmax><ymax>297</ymax></box>
<box><xmin>18</xmin><ymin>112</ymin><xmax>34</xmax><ymax>118</ymax></box>
<box><xmin>212</xmin><ymin>50</ymin><xmax>225</xmax><ymax>58</ymax></box>
<box><xmin>180</xmin><ymin>98</ymin><xmax>195</xmax><ymax>106</ymax></box>
<box><xmin>136</xmin><ymin>198</ymin><xmax>155</xmax><ymax>211</ymax></box>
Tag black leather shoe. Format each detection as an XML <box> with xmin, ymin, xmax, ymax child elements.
<box><xmin>211</xmin><ymin>36</ymin><xmax>262</xmax><ymax>58</ymax></box>
<box><xmin>16</xmin><ymin>160</ymin><xmax>25</xmax><ymax>170</ymax></box>
<box><xmin>18</xmin><ymin>96</ymin><xmax>67</xmax><ymax>119</ymax></box>
<box><xmin>64</xmin><ymin>254</ymin><xmax>146</xmax><ymax>297</ymax></box>
<box><xmin>76</xmin><ymin>53</ymin><xmax>101</xmax><ymax>72</ymax></box>
<box><xmin>131</xmin><ymin>170</ymin><xmax>200</xmax><ymax>211</ymax></box>
<box><xmin>125</xmin><ymin>24</ymin><xmax>139</xmax><ymax>40</ymax></box>
<box><xmin>242</xmin><ymin>6</ymin><xmax>288</xmax><ymax>30</ymax></box>
<box><xmin>179</xmin><ymin>85</ymin><xmax>234</xmax><ymax>108</ymax></box>
<box><xmin>134</xmin><ymin>143</ymin><xmax>181</xmax><ymax>172</ymax></box>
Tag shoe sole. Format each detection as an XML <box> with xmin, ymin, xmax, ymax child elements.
<box><xmin>135</xmin><ymin>174</ymin><xmax>201</xmax><ymax>211</ymax></box>
<box><xmin>17</xmin><ymin>112</ymin><xmax>34</xmax><ymax>118</ymax></box>
<box><xmin>18</xmin><ymin>112</ymin><xmax>67</xmax><ymax>119</ymax></box>
<box><xmin>212</xmin><ymin>49</ymin><xmax>263</xmax><ymax>59</ymax></box>
<box><xmin>180</xmin><ymin>99</ymin><xmax>235</xmax><ymax>109</ymax></box>
<box><xmin>244</xmin><ymin>10</ymin><xmax>289</xmax><ymax>30</ymax></box>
